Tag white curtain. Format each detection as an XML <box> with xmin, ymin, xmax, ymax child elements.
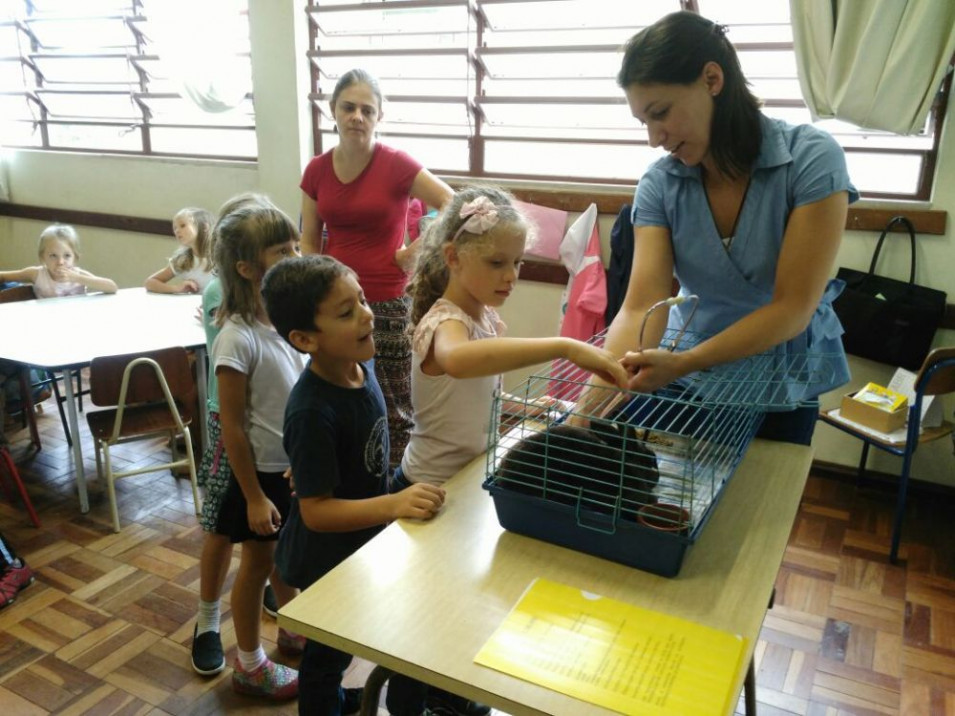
<box><xmin>145</xmin><ymin>0</ymin><xmax>250</xmax><ymax>114</ymax></box>
<box><xmin>790</xmin><ymin>0</ymin><xmax>955</xmax><ymax>135</ymax></box>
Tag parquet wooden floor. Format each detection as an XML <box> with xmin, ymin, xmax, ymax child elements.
<box><xmin>1</xmin><ymin>393</ymin><xmax>954</xmax><ymax>715</ymax></box>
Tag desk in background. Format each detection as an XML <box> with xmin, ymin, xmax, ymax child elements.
<box><xmin>0</xmin><ymin>288</ymin><xmax>206</xmax><ymax>512</ymax></box>
<box><xmin>280</xmin><ymin>439</ymin><xmax>812</xmax><ymax>716</ymax></box>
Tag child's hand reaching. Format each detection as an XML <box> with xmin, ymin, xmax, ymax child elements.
<box><xmin>247</xmin><ymin>496</ymin><xmax>282</xmax><ymax>535</ymax></box>
<box><xmin>564</xmin><ymin>340</ymin><xmax>629</xmax><ymax>389</ymax></box>
<box><xmin>391</xmin><ymin>483</ymin><xmax>446</xmax><ymax>521</ymax></box>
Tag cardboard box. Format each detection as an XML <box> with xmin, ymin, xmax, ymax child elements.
<box><xmin>840</xmin><ymin>392</ymin><xmax>907</xmax><ymax>433</ymax></box>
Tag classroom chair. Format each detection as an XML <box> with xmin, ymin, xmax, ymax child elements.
<box><xmin>818</xmin><ymin>346</ymin><xmax>955</xmax><ymax>563</ymax></box>
<box><xmin>0</xmin><ymin>284</ymin><xmax>85</xmax><ymax>448</ymax></box>
<box><xmin>85</xmin><ymin>346</ymin><xmax>201</xmax><ymax>532</ymax></box>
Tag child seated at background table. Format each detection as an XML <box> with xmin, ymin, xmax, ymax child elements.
<box><xmin>0</xmin><ymin>224</ymin><xmax>118</xmax><ymax>297</ymax></box>
<box><xmin>262</xmin><ymin>254</ymin><xmax>445</xmax><ymax>716</ymax></box>
<box><xmin>144</xmin><ymin>207</ymin><xmax>214</xmax><ymax>294</ymax></box>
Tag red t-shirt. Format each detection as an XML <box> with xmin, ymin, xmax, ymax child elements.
<box><xmin>300</xmin><ymin>143</ymin><xmax>422</xmax><ymax>303</ymax></box>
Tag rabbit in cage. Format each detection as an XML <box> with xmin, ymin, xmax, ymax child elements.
<box><xmin>495</xmin><ymin>411</ymin><xmax>659</xmax><ymax>519</ymax></box>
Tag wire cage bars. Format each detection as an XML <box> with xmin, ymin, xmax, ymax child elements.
<box><xmin>483</xmin><ymin>327</ymin><xmax>844</xmax><ymax>577</ymax></box>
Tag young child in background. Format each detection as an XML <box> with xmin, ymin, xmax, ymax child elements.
<box><xmin>207</xmin><ymin>195</ymin><xmax>304</xmax><ymax>699</ymax></box>
<box><xmin>145</xmin><ymin>207</ymin><xmax>214</xmax><ymax>294</ymax></box>
<box><xmin>189</xmin><ymin>194</ymin><xmax>283</xmax><ymax>677</ymax></box>
<box><xmin>262</xmin><ymin>255</ymin><xmax>445</xmax><ymax>716</ymax></box>
<box><xmin>393</xmin><ymin>186</ymin><xmax>628</xmax><ymax>716</ymax></box>
<box><xmin>0</xmin><ymin>224</ymin><xmax>118</xmax><ymax>297</ymax></box>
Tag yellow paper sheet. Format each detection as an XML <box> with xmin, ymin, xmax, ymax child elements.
<box><xmin>475</xmin><ymin>578</ymin><xmax>747</xmax><ymax>716</ymax></box>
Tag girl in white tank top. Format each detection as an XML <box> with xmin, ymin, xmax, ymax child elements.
<box><xmin>399</xmin><ymin>186</ymin><xmax>629</xmax><ymax>488</ymax></box>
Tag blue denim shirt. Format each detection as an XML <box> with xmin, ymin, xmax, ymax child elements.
<box><xmin>632</xmin><ymin>115</ymin><xmax>859</xmax><ymax>406</ymax></box>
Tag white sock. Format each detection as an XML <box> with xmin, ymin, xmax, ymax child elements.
<box><xmin>196</xmin><ymin>599</ymin><xmax>220</xmax><ymax>635</ymax></box>
<box><xmin>237</xmin><ymin>646</ymin><xmax>267</xmax><ymax>672</ymax></box>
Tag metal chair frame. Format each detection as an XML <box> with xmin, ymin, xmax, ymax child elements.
<box><xmin>819</xmin><ymin>347</ymin><xmax>955</xmax><ymax>563</ymax></box>
<box><xmin>86</xmin><ymin>347</ymin><xmax>201</xmax><ymax>532</ymax></box>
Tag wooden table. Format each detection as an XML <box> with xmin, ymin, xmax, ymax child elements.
<box><xmin>280</xmin><ymin>439</ymin><xmax>812</xmax><ymax>716</ymax></box>
<box><xmin>0</xmin><ymin>288</ymin><xmax>206</xmax><ymax>512</ymax></box>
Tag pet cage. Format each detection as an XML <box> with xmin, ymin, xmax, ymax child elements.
<box><xmin>483</xmin><ymin>327</ymin><xmax>844</xmax><ymax>577</ymax></box>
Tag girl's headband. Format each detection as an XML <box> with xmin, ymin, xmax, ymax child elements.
<box><xmin>452</xmin><ymin>196</ymin><xmax>500</xmax><ymax>240</ymax></box>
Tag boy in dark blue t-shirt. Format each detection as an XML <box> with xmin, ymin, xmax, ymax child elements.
<box><xmin>262</xmin><ymin>255</ymin><xmax>445</xmax><ymax>716</ymax></box>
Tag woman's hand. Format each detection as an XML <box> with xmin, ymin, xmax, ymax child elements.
<box><xmin>247</xmin><ymin>496</ymin><xmax>281</xmax><ymax>536</ymax></box>
<box><xmin>621</xmin><ymin>348</ymin><xmax>693</xmax><ymax>393</ymax></box>
<box><xmin>567</xmin><ymin>348</ymin><xmax>684</xmax><ymax>428</ymax></box>
<box><xmin>177</xmin><ymin>279</ymin><xmax>200</xmax><ymax>294</ymax></box>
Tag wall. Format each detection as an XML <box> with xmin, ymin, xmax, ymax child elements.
<box><xmin>1</xmin><ymin>2</ymin><xmax>953</xmax><ymax>485</ymax></box>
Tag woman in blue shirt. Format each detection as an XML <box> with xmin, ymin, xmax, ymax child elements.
<box><xmin>604</xmin><ymin>11</ymin><xmax>857</xmax><ymax>444</ymax></box>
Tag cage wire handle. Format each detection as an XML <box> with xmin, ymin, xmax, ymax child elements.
<box><xmin>638</xmin><ymin>294</ymin><xmax>700</xmax><ymax>352</ymax></box>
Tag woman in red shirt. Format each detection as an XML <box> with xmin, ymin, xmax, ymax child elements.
<box><xmin>300</xmin><ymin>69</ymin><xmax>453</xmax><ymax>470</ymax></box>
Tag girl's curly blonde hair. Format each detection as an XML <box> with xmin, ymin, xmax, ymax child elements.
<box><xmin>405</xmin><ymin>185</ymin><xmax>533</xmax><ymax>328</ymax></box>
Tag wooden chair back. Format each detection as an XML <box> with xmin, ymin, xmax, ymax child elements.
<box><xmin>0</xmin><ymin>285</ymin><xmax>36</xmax><ymax>303</ymax></box>
<box><xmin>89</xmin><ymin>347</ymin><xmax>194</xmax><ymax>415</ymax></box>
<box><xmin>86</xmin><ymin>346</ymin><xmax>201</xmax><ymax>532</ymax></box>
<box><xmin>915</xmin><ymin>347</ymin><xmax>955</xmax><ymax>397</ymax></box>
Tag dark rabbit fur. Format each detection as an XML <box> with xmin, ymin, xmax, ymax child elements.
<box><xmin>496</xmin><ymin>411</ymin><xmax>659</xmax><ymax>518</ymax></box>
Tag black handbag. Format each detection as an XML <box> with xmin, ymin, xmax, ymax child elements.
<box><xmin>832</xmin><ymin>215</ymin><xmax>946</xmax><ymax>371</ymax></box>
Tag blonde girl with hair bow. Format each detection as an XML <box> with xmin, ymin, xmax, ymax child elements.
<box><xmin>391</xmin><ymin>185</ymin><xmax>629</xmax><ymax>716</ymax></box>
<box><xmin>400</xmin><ymin>185</ymin><xmax>627</xmax><ymax>490</ymax></box>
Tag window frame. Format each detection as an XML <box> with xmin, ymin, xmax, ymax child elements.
<box><xmin>306</xmin><ymin>0</ymin><xmax>951</xmax><ymax>201</ymax></box>
<box><xmin>0</xmin><ymin>3</ymin><xmax>257</xmax><ymax>162</ymax></box>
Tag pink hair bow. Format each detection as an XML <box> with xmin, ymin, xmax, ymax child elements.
<box><xmin>453</xmin><ymin>196</ymin><xmax>499</xmax><ymax>240</ymax></box>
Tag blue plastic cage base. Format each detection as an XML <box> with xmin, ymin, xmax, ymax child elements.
<box><xmin>485</xmin><ymin>481</ymin><xmax>694</xmax><ymax>578</ymax></box>
<box><xmin>484</xmin><ymin>327</ymin><xmax>844</xmax><ymax>579</ymax></box>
